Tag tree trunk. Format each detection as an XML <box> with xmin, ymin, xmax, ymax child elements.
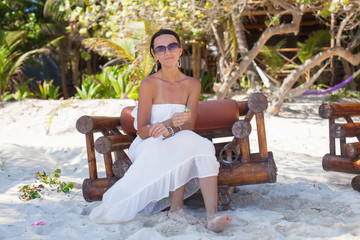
<box><xmin>60</xmin><ymin>44</ymin><xmax>69</xmax><ymax>98</ymax></box>
<box><xmin>231</xmin><ymin>10</ymin><xmax>261</xmax><ymax>90</ymax></box>
<box><xmin>72</xmin><ymin>44</ymin><xmax>80</xmax><ymax>87</ymax></box>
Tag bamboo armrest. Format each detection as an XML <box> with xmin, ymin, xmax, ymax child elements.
<box><xmin>76</xmin><ymin>115</ymin><xmax>121</xmax><ymax>134</ymax></box>
<box><xmin>319</xmin><ymin>103</ymin><xmax>360</xmax><ymax>119</ymax></box>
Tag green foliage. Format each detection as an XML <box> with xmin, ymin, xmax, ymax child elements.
<box><xmin>108</xmin><ymin>65</ymin><xmax>140</xmax><ymax>99</ymax></box>
<box><xmin>0</xmin><ymin>91</ymin><xmax>13</xmax><ymax>102</ymax></box>
<box><xmin>239</xmin><ymin>74</ymin><xmax>251</xmax><ymax>88</ymax></box>
<box><xmin>297</xmin><ymin>30</ymin><xmax>331</xmax><ymax>63</ymax></box>
<box><xmin>326</xmin><ymin>86</ymin><xmax>360</xmax><ymax>102</ymax></box>
<box><xmin>75</xmin><ymin>77</ymin><xmax>102</xmax><ymax>99</ymax></box>
<box><xmin>260</xmin><ymin>39</ymin><xmax>286</xmax><ymax>77</ymax></box>
<box><xmin>36</xmin><ymin>80</ymin><xmax>60</xmax><ymax>99</ymax></box>
<box><xmin>265</xmin><ymin>14</ymin><xmax>280</xmax><ymax>26</ymax></box>
<box><xmin>201</xmin><ymin>72</ymin><xmax>215</xmax><ymax>93</ymax></box>
<box><xmin>0</xmin><ymin>30</ymin><xmax>23</xmax><ymax>100</ymax></box>
<box><xmin>10</xmin><ymin>80</ymin><xmax>33</xmax><ymax>100</ymax></box>
<box><xmin>75</xmin><ymin>65</ymin><xmax>140</xmax><ymax>100</ymax></box>
<box><xmin>65</xmin><ymin>0</ymin><xmax>209</xmax><ymax>41</ymax></box>
<box><xmin>19</xmin><ymin>169</ymin><xmax>74</xmax><ymax>201</ymax></box>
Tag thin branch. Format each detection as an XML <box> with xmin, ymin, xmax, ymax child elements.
<box><xmin>336</xmin><ymin>12</ymin><xmax>355</xmax><ymax>47</ymax></box>
<box><xmin>270</xmin><ymin>47</ymin><xmax>360</xmax><ymax>115</ymax></box>
<box><xmin>287</xmin><ymin>60</ymin><xmax>330</xmax><ymax>99</ymax></box>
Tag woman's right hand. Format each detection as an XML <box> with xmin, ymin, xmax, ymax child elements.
<box><xmin>172</xmin><ymin>112</ymin><xmax>191</xmax><ymax>127</ymax></box>
<box><xmin>147</xmin><ymin>123</ymin><xmax>169</xmax><ymax>138</ymax></box>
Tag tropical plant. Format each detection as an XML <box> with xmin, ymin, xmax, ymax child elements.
<box><xmin>297</xmin><ymin>30</ymin><xmax>331</xmax><ymax>63</ymax></box>
<box><xmin>36</xmin><ymin>80</ymin><xmax>60</xmax><ymax>99</ymax></box>
<box><xmin>10</xmin><ymin>79</ymin><xmax>33</xmax><ymax>100</ymax></box>
<box><xmin>82</xmin><ymin>21</ymin><xmax>155</xmax><ymax>82</ymax></box>
<box><xmin>201</xmin><ymin>71</ymin><xmax>215</xmax><ymax>93</ymax></box>
<box><xmin>108</xmin><ymin>65</ymin><xmax>140</xmax><ymax>99</ymax></box>
<box><xmin>259</xmin><ymin>39</ymin><xmax>286</xmax><ymax>78</ymax></box>
<box><xmin>75</xmin><ymin>77</ymin><xmax>102</xmax><ymax>99</ymax></box>
<box><xmin>19</xmin><ymin>169</ymin><xmax>74</xmax><ymax>201</ymax></box>
<box><xmin>0</xmin><ymin>30</ymin><xmax>50</xmax><ymax>101</ymax></box>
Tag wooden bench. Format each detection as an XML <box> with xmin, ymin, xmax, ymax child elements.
<box><xmin>319</xmin><ymin>102</ymin><xmax>360</xmax><ymax>191</ymax></box>
<box><xmin>76</xmin><ymin>92</ymin><xmax>277</xmax><ymax>207</ymax></box>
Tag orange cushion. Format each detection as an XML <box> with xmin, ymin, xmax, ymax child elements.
<box><xmin>120</xmin><ymin>99</ymin><xmax>240</xmax><ymax>136</ymax></box>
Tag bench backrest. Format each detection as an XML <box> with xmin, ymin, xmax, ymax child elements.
<box><xmin>120</xmin><ymin>99</ymin><xmax>241</xmax><ymax>136</ymax></box>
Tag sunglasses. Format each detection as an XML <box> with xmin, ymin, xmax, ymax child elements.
<box><xmin>154</xmin><ymin>42</ymin><xmax>181</xmax><ymax>55</ymax></box>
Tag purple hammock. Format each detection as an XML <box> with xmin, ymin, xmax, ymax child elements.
<box><xmin>304</xmin><ymin>68</ymin><xmax>360</xmax><ymax>95</ymax></box>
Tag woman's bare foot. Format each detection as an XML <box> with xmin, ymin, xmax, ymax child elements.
<box><xmin>207</xmin><ymin>214</ymin><xmax>232</xmax><ymax>232</ymax></box>
<box><xmin>168</xmin><ymin>208</ymin><xmax>200</xmax><ymax>225</ymax></box>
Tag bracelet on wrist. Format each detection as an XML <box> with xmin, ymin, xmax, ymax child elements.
<box><xmin>165</xmin><ymin>125</ymin><xmax>175</xmax><ymax>137</ymax></box>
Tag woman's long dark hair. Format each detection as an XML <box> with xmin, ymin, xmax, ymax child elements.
<box><xmin>149</xmin><ymin>29</ymin><xmax>181</xmax><ymax>75</ymax></box>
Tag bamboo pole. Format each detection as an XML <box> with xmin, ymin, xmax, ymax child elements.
<box><xmin>103</xmin><ymin>153</ymin><xmax>114</xmax><ymax>178</ymax></box>
<box><xmin>351</xmin><ymin>175</ymin><xmax>360</xmax><ymax>192</ymax></box>
<box><xmin>85</xmin><ymin>133</ymin><xmax>97</xmax><ymax>180</ymax></box>
<box><xmin>330</xmin><ymin>122</ymin><xmax>360</xmax><ymax>138</ymax></box>
<box><xmin>82</xmin><ymin>177</ymin><xmax>119</xmax><ymax>202</ymax></box>
<box><xmin>112</xmin><ymin>158</ymin><xmax>132</xmax><ymax>178</ymax></box>
<box><xmin>76</xmin><ymin>116</ymin><xmax>121</xmax><ymax>134</ymax></box>
<box><xmin>322</xmin><ymin>154</ymin><xmax>360</xmax><ymax>174</ymax></box>
<box><xmin>256</xmin><ymin>112</ymin><xmax>268</xmax><ymax>159</ymax></box>
<box><xmin>247</xmin><ymin>92</ymin><xmax>268</xmax><ymax>113</ymax></box>
<box><xmin>344</xmin><ymin>142</ymin><xmax>360</xmax><ymax>158</ymax></box>
<box><xmin>95</xmin><ymin>135</ymin><xmax>134</xmax><ymax>154</ymax></box>
<box><xmin>232</xmin><ymin>120</ymin><xmax>251</xmax><ymax>139</ymax></box>
<box><xmin>218</xmin><ymin>152</ymin><xmax>276</xmax><ymax>186</ymax></box>
<box><xmin>329</xmin><ymin>118</ymin><xmax>336</xmax><ymax>155</ymax></box>
<box><xmin>319</xmin><ymin>103</ymin><xmax>360</xmax><ymax>119</ymax></box>
<box><xmin>239</xmin><ymin>137</ymin><xmax>250</xmax><ymax>163</ymax></box>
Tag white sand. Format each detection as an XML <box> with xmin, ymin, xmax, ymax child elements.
<box><xmin>1</xmin><ymin>95</ymin><xmax>360</xmax><ymax>240</ymax></box>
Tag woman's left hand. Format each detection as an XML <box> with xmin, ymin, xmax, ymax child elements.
<box><xmin>172</xmin><ymin>112</ymin><xmax>191</xmax><ymax>127</ymax></box>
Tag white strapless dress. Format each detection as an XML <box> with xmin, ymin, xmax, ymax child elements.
<box><xmin>89</xmin><ymin>104</ymin><xmax>220</xmax><ymax>224</ymax></box>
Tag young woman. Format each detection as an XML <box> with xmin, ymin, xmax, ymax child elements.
<box><xmin>89</xmin><ymin>29</ymin><xmax>231</xmax><ymax>232</ymax></box>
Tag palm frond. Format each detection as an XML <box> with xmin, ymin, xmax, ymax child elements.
<box><xmin>298</xmin><ymin>30</ymin><xmax>331</xmax><ymax>63</ymax></box>
<box><xmin>82</xmin><ymin>38</ymin><xmax>136</xmax><ymax>62</ymax></box>
<box><xmin>44</xmin><ymin>0</ymin><xmax>72</xmax><ymax>21</ymax></box>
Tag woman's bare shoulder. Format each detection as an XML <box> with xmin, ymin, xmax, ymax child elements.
<box><xmin>181</xmin><ymin>76</ymin><xmax>200</xmax><ymax>84</ymax></box>
<box><xmin>141</xmin><ymin>75</ymin><xmax>157</xmax><ymax>86</ymax></box>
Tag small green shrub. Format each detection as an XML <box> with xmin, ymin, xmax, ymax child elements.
<box><xmin>35</xmin><ymin>80</ymin><xmax>60</xmax><ymax>99</ymax></box>
<box><xmin>19</xmin><ymin>169</ymin><xmax>74</xmax><ymax>201</ymax></box>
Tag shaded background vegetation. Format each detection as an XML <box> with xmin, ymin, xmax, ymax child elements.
<box><xmin>1</xmin><ymin>0</ymin><xmax>359</xmax><ymax>113</ymax></box>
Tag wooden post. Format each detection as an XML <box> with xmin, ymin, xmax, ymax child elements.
<box><xmin>82</xmin><ymin>177</ymin><xmax>118</xmax><ymax>202</ymax></box>
<box><xmin>340</xmin><ymin>137</ymin><xmax>346</xmax><ymax>156</ymax></box>
<box><xmin>103</xmin><ymin>153</ymin><xmax>114</xmax><ymax>178</ymax></box>
<box><xmin>85</xmin><ymin>133</ymin><xmax>97</xmax><ymax>180</ymax></box>
<box><xmin>76</xmin><ymin>116</ymin><xmax>121</xmax><ymax>134</ymax></box>
<box><xmin>239</xmin><ymin>137</ymin><xmax>250</xmax><ymax>163</ymax></box>
<box><xmin>329</xmin><ymin>118</ymin><xmax>336</xmax><ymax>155</ymax></box>
<box><xmin>322</xmin><ymin>154</ymin><xmax>360</xmax><ymax>174</ymax></box>
<box><xmin>232</xmin><ymin>120</ymin><xmax>251</xmax><ymax>139</ymax></box>
<box><xmin>344</xmin><ymin>142</ymin><xmax>360</xmax><ymax>158</ymax></box>
<box><xmin>319</xmin><ymin>103</ymin><xmax>360</xmax><ymax>119</ymax></box>
<box><xmin>218</xmin><ymin>152</ymin><xmax>276</xmax><ymax>186</ymax></box>
<box><xmin>256</xmin><ymin>112</ymin><xmax>268</xmax><ymax>159</ymax></box>
<box><xmin>95</xmin><ymin>135</ymin><xmax>135</xmax><ymax>154</ymax></box>
<box><xmin>351</xmin><ymin>175</ymin><xmax>360</xmax><ymax>192</ymax></box>
<box><xmin>330</xmin><ymin>122</ymin><xmax>360</xmax><ymax>139</ymax></box>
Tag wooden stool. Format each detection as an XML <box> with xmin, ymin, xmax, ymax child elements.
<box><xmin>319</xmin><ymin>102</ymin><xmax>360</xmax><ymax>191</ymax></box>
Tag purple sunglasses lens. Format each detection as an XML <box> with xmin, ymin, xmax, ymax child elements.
<box><xmin>154</xmin><ymin>43</ymin><xmax>180</xmax><ymax>54</ymax></box>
